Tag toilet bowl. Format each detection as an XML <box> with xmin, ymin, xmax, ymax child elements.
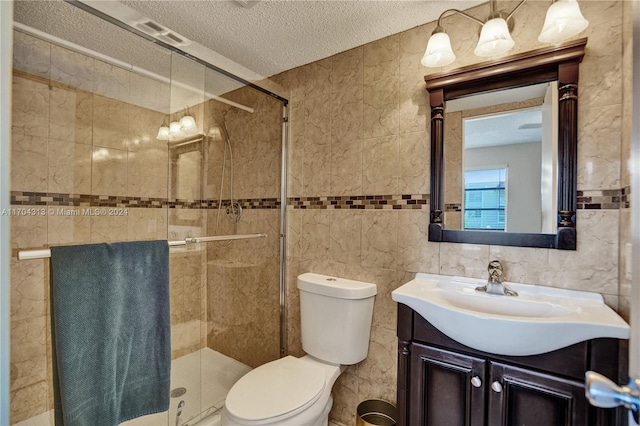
<box><xmin>221</xmin><ymin>273</ymin><xmax>377</xmax><ymax>426</ymax></box>
<box><xmin>222</xmin><ymin>356</ymin><xmax>343</xmax><ymax>426</ymax></box>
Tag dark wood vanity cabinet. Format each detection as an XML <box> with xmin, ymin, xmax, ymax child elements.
<box><xmin>487</xmin><ymin>361</ymin><xmax>590</xmax><ymax>426</ymax></box>
<box><xmin>397</xmin><ymin>304</ymin><xmax>627</xmax><ymax>426</ymax></box>
<box><xmin>408</xmin><ymin>344</ymin><xmax>485</xmax><ymax>426</ymax></box>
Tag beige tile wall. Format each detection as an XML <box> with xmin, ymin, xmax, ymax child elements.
<box><xmin>273</xmin><ymin>1</ymin><xmax>628</xmax><ymax>424</ymax></box>
<box><xmin>618</xmin><ymin>0</ymin><xmax>634</xmax><ymax>319</ymax></box>
<box><xmin>204</xmin><ymin>85</ymin><xmax>283</xmax><ymax>369</ymax></box>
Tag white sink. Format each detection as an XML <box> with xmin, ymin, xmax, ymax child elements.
<box><xmin>391</xmin><ymin>273</ymin><xmax>629</xmax><ymax>356</ymax></box>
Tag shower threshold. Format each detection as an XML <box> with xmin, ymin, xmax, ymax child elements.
<box><xmin>14</xmin><ymin>348</ymin><xmax>251</xmax><ymax>426</ymax></box>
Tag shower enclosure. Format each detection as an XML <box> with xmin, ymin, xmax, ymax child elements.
<box><xmin>8</xmin><ymin>2</ymin><xmax>288</xmax><ymax>425</ymax></box>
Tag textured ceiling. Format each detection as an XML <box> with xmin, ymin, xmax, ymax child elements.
<box><xmin>118</xmin><ymin>0</ymin><xmax>481</xmax><ymax>77</ymax></box>
<box><xmin>13</xmin><ymin>0</ymin><xmax>173</xmax><ymax>78</ymax></box>
<box><xmin>14</xmin><ymin>0</ymin><xmax>484</xmax><ymax>80</ymax></box>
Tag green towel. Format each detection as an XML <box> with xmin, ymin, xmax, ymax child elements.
<box><xmin>50</xmin><ymin>241</ymin><xmax>171</xmax><ymax>426</ymax></box>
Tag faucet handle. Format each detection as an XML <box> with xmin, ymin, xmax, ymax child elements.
<box><xmin>488</xmin><ymin>259</ymin><xmax>503</xmax><ymax>282</ymax></box>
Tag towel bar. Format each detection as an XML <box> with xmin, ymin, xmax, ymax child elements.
<box><xmin>17</xmin><ymin>233</ymin><xmax>268</xmax><ymax>260</ymax></box>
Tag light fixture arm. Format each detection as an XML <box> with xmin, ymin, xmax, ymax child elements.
<box><xmin>422</xmin><ymin>0</ymin><xmax>588</xmax><ymax>68</ymax></box>
<box><xmin>436</xmin><ymin>8</ymin><xmax>484</xmax><ymax>28</ymax></box>
<box><xmin>505</xmin><ymin>0</ymin><xmax>527</xmax><ymax>22</ymax></box>
<box><xmin>435</xmin><ymin>0</ymin><xmax>527</xmax><ymax>28</ymax></box>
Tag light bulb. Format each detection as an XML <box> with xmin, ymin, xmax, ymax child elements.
<box><xmin>538</xmin><ymin>0</ymin><xmax>589</xmax><ymax>43</ymax></box>
<box><xmin>180</xmin><ymin>114</ymin><xmax>196</xmax><ymax>132</ymax></box>
<box><xmin>208</xmin><ymin>126</ymin><xmax>222</xmax><ymax>140</ymax></box>
<box><xmin>170</xmin><ymin>121</ymin><xmax>181</xmax><ymax>134</ymax></box>
<box><xmin>156</xmin><ymin>126</ymin><xmax>170</xmax><ymax>140</ymax></box>
<box><xmin>421</xmin><ymin>31</ymin><xmax>456</xmax><ymax>67</ymax></box>
<box><xmin>474</xmin><ymin>18</ymin><xmax>515</xmax><ymax>57</ymax></box>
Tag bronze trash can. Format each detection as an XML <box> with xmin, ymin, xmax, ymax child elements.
<box><xmin>356</xmin><ymin>399</ymin><xmax>397</xmax><ymax>426</ymax></box>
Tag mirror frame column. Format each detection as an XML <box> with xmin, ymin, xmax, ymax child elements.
<box><xmin>429</xmin><ymin>89</ymin><xmax>445</xmax><ymax>242</ymax></box>
<box><xmin>557</xmin><ymin>62</ymin><xmax>580</xmax><ymax>248</ymax></box>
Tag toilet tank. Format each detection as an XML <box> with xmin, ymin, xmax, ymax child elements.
<box><xmin>297</xmin><ymin>273</ymin><xmax>377</xmax><ymax>365</ymax></box>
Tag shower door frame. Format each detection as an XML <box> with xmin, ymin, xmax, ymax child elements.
<box><xmin>0</xmin><ymin>2</ymin><xmax>14</xmax><ymax>424</ymax></box>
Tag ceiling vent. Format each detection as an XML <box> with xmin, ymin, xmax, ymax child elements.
<box><xmin>139</xmin><ymin>20</ymin><xmax>164</xmax><ymax>33</ymax></box>
<box><xmin>134</xmin><ymin>19</ymin><xmax>190</xmax><ymax>47</ymax></box>
<box><xmin>233</xmin><ymin>0</ymin><xmax>260</xmax><ymax>9</ymax></box>
<box><xmin>157</xmin><ymin>32</ymin><xmax>187</xmax><ymax>47</ymax></box>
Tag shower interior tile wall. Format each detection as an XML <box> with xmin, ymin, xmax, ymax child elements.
<box><xmin>272</xmin><ymin>1</ymin><xmax>630</xmax><ymax>424</ymax></box>
<box><xmin>9</xmin><ymin>30</ymin><xmax>283</xmax><ymax>423</ymax></box>
<box><xmin>205</xmin><ymin>85</ymin><xmax>283</xmax><ymax>369</ymax></box>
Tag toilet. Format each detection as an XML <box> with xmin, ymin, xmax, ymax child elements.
<box><xmin>221</xmin><ymin>272</ymin><xmax>377</xmax><ymax>426</ymax></box>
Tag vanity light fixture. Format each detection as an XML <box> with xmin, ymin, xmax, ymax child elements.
<box><xmin>157</xmin><ymin>108</ymin><xmax>198</xmax><ymax>141</ymax></box>
<box><xmin>179</xmin><ymin>107</ymin><xmax>197</xmax><ymax>132</ymax></box>
<box><xmin>538</xmin><ymin>0</ymin><xmax>589</xmax><ymax>43</ymax></box>
<box><xmin>421</xmin><ymin>0</ymin><xmax>588</xmax><ymax>67</ymax></box>
<box><xmin>169</xmin><ymin>121</ymin><xmax>182</xmax><ymax>135</ymax></box>
<box><xmin>156</xmin><ymin>116</ymin><xmax>170</xmax><ymax>141</ymax></box>
<box><xmin>169</xmin><ymin>120</ymin><xmax>183</xmax><ymax>136</ymax></box>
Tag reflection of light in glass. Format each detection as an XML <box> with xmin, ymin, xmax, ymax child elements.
<box><xmin>92</xmin><ymin>148</ymin><xmax>110</xmax><ymax>161</ymax></box>
<box><xmin>208</xmin><ymin>125</ymin><xmax>222</xmax><ymax>140</ymax></box>
<box><xmin>158</xmin><ymin>108</ymin><xmax>199</xmax><ymax>141</ymax></box>
<box><xmin>156</xmin><ymin>125</ymin><xmax>170</xmax><ymax>140</ymax></box>
<box><xmin>92</xmin><ymin>148</ymin><xmax>128</xmax><ymax>162</ymax></box>
<box><xmin>180</xmin><ymin>114</ymin><xmax>196</xmax><ymax>132</ymax></box>
<box><xmin>170</xmin><ymin>121</ymin><xmax>181</xmax><ymax>134</ymax></box>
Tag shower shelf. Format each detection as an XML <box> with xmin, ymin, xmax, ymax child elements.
<box><xmin>17</xmin><ymin>233</ymin><xmax>268</xmax><ymax>260</ymax></box>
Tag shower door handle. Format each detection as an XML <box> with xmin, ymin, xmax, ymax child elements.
<box><xmin>585</xmin><ymin>371</ymin><xmax>640</xmax><ymax>422</ymax></box>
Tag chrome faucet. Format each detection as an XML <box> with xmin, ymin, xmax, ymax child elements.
<box><xmin>475</xmin><ymin>260</ymin><xmax>518</xmax><ymax>296</ymax></box>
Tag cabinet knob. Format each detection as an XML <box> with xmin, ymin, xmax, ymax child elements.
<box><xmin>471</xmin><ymin>376</ymin><xmax>482</xmax><ymax>388</ymax></box>
<box><xmin>491</xmin><ymin>381</ymin><xmax>503</xmax><ymax>393</ymax></box>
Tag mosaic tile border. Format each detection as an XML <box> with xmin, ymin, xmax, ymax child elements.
<box><xmin>11</xmin><ymin>189</ymin><xmax>629</xmax><ymax>211</ymax></box>
<box><xmin>444</xmin><ymin>189</ymin><xmax>629</xmax><ymax>212</ymax></box>
<box><xmin>621</xmin><ymin>186</ymin><xmax>630</xmax><ymax>209</ymax></box>
<box><xmin>10</xmin><ymin>191</ymin><xmax>281</xmax><ymax>210</ymax></box>
<box><xmin>287</xmin><ymin>194</ymin><xmax>429</xmax><ymax>210</ymax></box>
<box><xmin>577</xmin><ymin>188</ymin><xmax>626</xmax><ymax>210</ymax></box>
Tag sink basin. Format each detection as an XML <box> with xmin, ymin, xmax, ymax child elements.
<box><xmin>391</xmin><ymin>273</ymin><xmax>629</xmax><ymax>356</ymax></box>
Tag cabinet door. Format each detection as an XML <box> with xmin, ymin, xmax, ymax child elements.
<box><xmin>487</xmin><ymin>362</ymin><xmax>588</xmax><ymax>426</ymax></box>
<box><xmin>409</xmin><ymin>344</ymin><xmax>486</xmax><ymax>426</ymax></box>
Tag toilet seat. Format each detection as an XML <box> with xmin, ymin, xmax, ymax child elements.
<box><xmin>225</xmin><ymin>356</ymin><xmax>326</xmax><ymax>423</ymax></box>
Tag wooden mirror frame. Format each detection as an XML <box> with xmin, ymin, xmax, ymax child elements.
<box><xmin>426</xmin><ymin>38</ymin><xmax>587</xmax><ymax>250</ymax></box>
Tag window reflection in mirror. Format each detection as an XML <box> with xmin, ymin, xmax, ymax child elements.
<box><xmin>443</xmin><ymin>82</ymin><xmax>558</xmax><ymax>235</ymax></box>
<box><xmin>464</xmin><ymin>168</ymin><xmax>506</xmax><ymax>231</ymax></box>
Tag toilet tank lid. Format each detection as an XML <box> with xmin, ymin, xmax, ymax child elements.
<box><xmin>297</xmin><ymin>273</ymin><xmax>377</xmax><ymax>299</ymax></box>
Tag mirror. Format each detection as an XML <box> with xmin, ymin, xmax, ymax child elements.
<box><xmin>426</xmin><ymin>39</ymin><xmax>587</xmax><ymax>250</ymax></box>
<box><xmin>169</xmin><ymin>136</ymin><xmax>205</xmax><ymax>200</ymax></box>
<box><xmin>444</xmin><ymin>82</ymin><xmax>557</xmax><ymax>234</ymax></box>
